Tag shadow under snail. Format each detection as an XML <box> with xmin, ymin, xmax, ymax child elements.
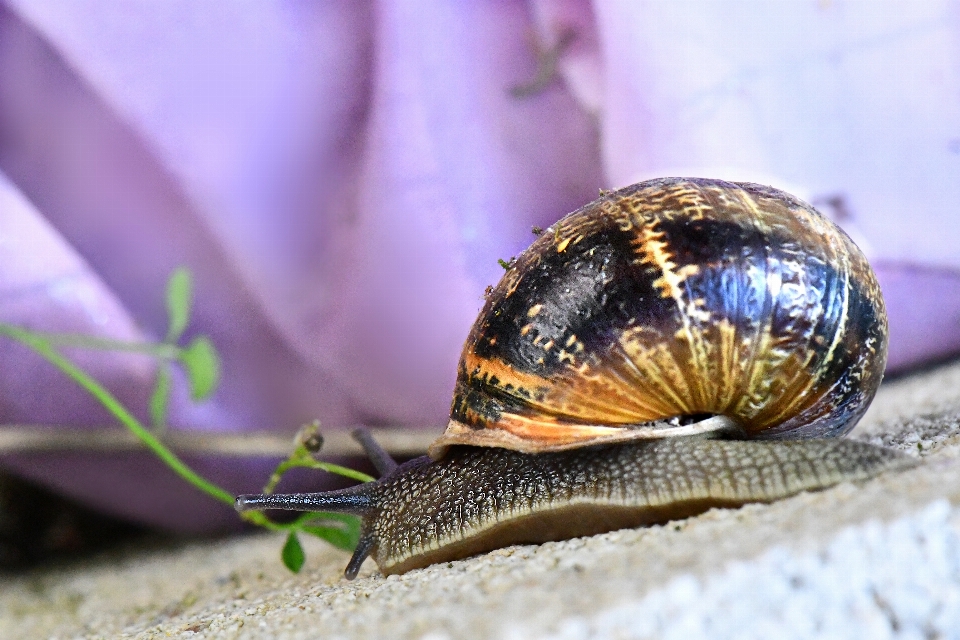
<box><xmin>236</xmin><ymin>177</ymin><xmax>915</xmax><ymax>579</ymax></box>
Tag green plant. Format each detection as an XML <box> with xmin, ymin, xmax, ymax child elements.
<box><xmin>0</xmin><ymin>267</ymin><xmax>373</xmax><ymax>573</ymax></box>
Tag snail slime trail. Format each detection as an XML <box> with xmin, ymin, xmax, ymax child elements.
<box><xmin>237</xmin><ymin>178</ymin><xmax>913</xmax><ymax>579</ymax></box>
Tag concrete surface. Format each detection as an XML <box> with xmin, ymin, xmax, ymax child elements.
<box><xmin>3</xmin><ymin>360</ymin><xmax>960</xmax><ymax>639</ymax></box>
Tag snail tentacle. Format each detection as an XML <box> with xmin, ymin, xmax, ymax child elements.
<box><xmin>351</xmin><ymin>427</ymin><xmax>399</xmax><ymax>475</ymax></box>
<box><xmin>345</xmin><ymin>534</ymin><xmax>376</xmax><ymax>579</ymax></box>
<box><xmin>234</xmin><ymin>484</ymin><xmax>376</xmax><ymax>516</ymax></box>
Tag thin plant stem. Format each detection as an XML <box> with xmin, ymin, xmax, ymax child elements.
<box><xmin>264</xmin><ymin>459</ymin><xmax>374</xmax><ymax>495</ymax></box>
<box><xmin>4</xmin><ymin>329</ymin><xmax>181</xmax><ymax>359</ymax></box>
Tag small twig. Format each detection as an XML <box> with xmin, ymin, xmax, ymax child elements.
<box><xmin>0</xmin><ymin>424</ymin><xmax>435</xmax><ymax>458</ymax></box>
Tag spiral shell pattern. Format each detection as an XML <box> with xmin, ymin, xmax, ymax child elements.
<box><xmin>431</xmin><ymin>178</ymin><xmax>887</xmax><ymax>457</ymax></box>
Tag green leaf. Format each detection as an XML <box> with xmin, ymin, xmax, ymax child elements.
<box><xmin>299</xmin><ymin>513</ymin><xmax>362</xmax><ymax>551</ymax></box>
<box><xmin>165</xmin><ymin>267</ymin><xmax>193</xmax><ymax>342</ymax></box>
<box><xmin>179</xmin><ymin>336</ymin><xmax>220</xmax><ymax>401</ymax></box>
<box><xmin>281</xmin><ymin>531</ymin><xmax>306</xmax><ymax>573</ymax></box>
<box><xmin>149</xmin><ymin>365</ymin><xmax>171</xmax><ymax>428</ymax></box>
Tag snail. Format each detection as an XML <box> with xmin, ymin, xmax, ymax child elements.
<box><xmin>237</xmin><ymin>177</ymin><xmax>914</xmax><ymax>579</ymax></box>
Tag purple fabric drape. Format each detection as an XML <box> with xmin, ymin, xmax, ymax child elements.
<box><xmin>1</xmin><ymin>1</ymin><xmax>959</xmax><ymax>532</ymax></box>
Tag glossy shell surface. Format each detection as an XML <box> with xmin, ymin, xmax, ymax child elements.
<box><xmin>431</xmin><ymin>177</ymin><xmax>887</xmax><ymax>457</ymax></box>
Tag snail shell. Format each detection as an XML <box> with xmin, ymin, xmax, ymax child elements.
<box><xmin>431</xmin><ymin>177</ymin><xmax>887</xmax><ymax>457</ymax></box>
<box><xmin>236</xmin><ymin>178</ymin><xmax>906</xmax><ymax>579</ymax></box>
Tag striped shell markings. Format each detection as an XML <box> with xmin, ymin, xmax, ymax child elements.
<box><xmin>431</xmin><ymin>177</ymin><xmax>887</xmax><ymax>457</ymax></box>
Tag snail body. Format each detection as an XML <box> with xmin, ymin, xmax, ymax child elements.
<box><xmin>237</xmin><ymin>178</ymin><xmax>910</xmax><ymax>579</ymax></box>
<box><xmin>239</xmin><ymin>433</ymin><xmax>909</xmax><ymax>578</ymax></box>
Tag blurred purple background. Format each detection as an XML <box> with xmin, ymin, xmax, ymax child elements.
<box><xmin>2</xmin><ymin>1</ymin><xmax>960</xmax><ymax>532</ymax></box>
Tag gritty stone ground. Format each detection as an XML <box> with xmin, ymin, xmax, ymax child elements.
<box><xmin>3</xmin><ymin>361</ymin><xmax>960</xmax><ymax>640</ymax></box>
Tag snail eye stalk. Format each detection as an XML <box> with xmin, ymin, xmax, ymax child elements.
<box><xmin>234</xmin><ymin>487</ymin><xmax>374</xmax><ymax>516</ymax></box>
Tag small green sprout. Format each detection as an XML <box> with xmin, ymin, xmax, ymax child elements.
<box><xmin>0</xmin><ymin>267</ymin><xmax>371</xmax><ymax>573</ymax></box>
